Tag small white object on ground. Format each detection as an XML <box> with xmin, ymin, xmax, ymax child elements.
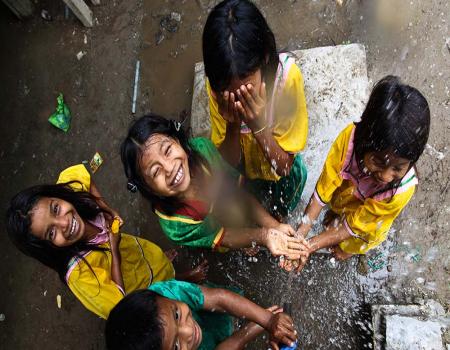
<box><xmin>0</xmin><ymin>313</ymin><xmax>5</xmax><ymax>321</ymax></box>
<box><xmin>76</xmin><ymin>51</ymin><xmax>86</xmax><ymax>60</ymax></box>
<box><xmin>56</xmin><ymin>294</ymin><xmax>62</xmax><ymax>309</ymax></box>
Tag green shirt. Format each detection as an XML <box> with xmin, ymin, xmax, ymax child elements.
<box><xmin>149</xmin><ymin>280</ymin><xmax>233</xmax><ymax>350</ymax></box>
<box><xmin>155</xmin><ymin>137</ymin><xmax>240</xmax><ymax>249</ymax></box>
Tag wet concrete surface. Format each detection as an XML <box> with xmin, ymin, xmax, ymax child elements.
<box><xmin>0</xmin><ymin>0</ymin><xmax>448</xmax><ymax>349</ymax></box>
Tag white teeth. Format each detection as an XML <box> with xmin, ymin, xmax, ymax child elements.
<box><xmin>70</xmin><ymin>218</ymin><xmax>76</xmax><ymax>237</ymax></box>
<box><xmin>173</xmin><ymin>166</ymin><xmax>183</xmax><ymax>185</ymax></box>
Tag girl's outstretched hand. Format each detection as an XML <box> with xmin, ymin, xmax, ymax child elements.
<box><xmin>217</xmin><ymin>90</ymin><xmax>240</xmax><ymax>124</ymax></box>
<box><xmin>264</xmin><ymin>228</ymin><xmax>310</xmax><ymax>260</ymax></box>
<box><xmin>267</xmin><ymin>310</ymin><xmax>297</xmax><ymax>350</ymax></box>
<box><xmin>235</xmin><ymin>82</ymin><xmax>267</xmax><ymax>130</ymax></box>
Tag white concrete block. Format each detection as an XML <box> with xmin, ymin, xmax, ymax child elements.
<box><xmin>385</xmin><ymin>315</ymin><xmax>444</xmax><ymax>350</ymax></box>
<box><xmin>190</xmin><ymin>44</ymin><xmax>369</xmax><ymax>201</ymax></box>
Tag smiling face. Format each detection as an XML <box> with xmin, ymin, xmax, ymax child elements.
<box><xmin>363</xmin><ymin>150</ymin><xmax>411</xmax><ymax>184</ymax></box>
<box><xmin>139</xmin><ymin>134</ymin><xmax>191</xmax><ymax>198</ymax></box>
<box><xmin>29</xmin><ymin>197</ymin><xmax>86</xmax><ymax>247</ymax></box>
<box><xmin>157</xmin><ymin>297</ymin><xmax>202</xmax><ymax>350</ymax></box>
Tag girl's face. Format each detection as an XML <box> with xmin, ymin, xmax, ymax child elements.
<box><xmin>363</xmin><ymin>150</ymin><xmax>411</xmax><ymax>184</ymax></box>
<box><xmin>226</xmin><ymin>68</ymin><xmax>263</xmax><ymax>96</ymax></box>
<box><xmin>139</xmin><ymin>134</ymin><xmax>191</xmax><ymax>198</ymax></box>
<box><xmin>157</xmin><ymin>296</ymin><xmax>202</xmax><ymax>350</ymax></box>
<box><xmin>30</xmin><ymin>197</ymin><xmax>86</xmax><ymax>247</ymax></box>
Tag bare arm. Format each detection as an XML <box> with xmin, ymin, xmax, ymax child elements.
<box><xmin>297</xmin><ymin>195</ymin><xmax>324</xmax><ymax>236</ymax></box>
<box><xmin>308</xmin><ymin>224</ymin><xmax>352</xmax><ymax>254</ymax></box>
<box><xmin>215</xmin><ymin>322</ymin><xmax>264</xmax><ymax>350</ymax></box>
<box><xmin>108</xmin><ymin>232</ymin><xmax>125</xmax><ymax>292</ymax></box>
<box><xmin>252</xmin><ymin>128</ymin><xmax>294</xmax><ymax>177</ymax></box>
<box><xmin>221</xmin><ymin>227</ymin><xmax>308</xmax><ymax>260</ymax></box>
<box><xmin>218</xmin><ymin>122</ymin><xmax>241</xmax><ymax>168</ymax></box>
<box><xmin>201</xmin><ymin>287</ymin><xmax>297</xmax><ymax>348</ymax></box>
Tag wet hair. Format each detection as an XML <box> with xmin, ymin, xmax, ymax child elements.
<box><xmin>203</xmin><ymin>0</ymin><xmax>279</xmax><ymax>92</ymax></box>
<box><xmin>354</xmin><ymin>75</ymin><xmax>430</xmax><ymax>169</ymax></box>
<box><xmin>6</xmin><ymin>183</ymin><xmax>109</xmax><ymax>282</ymax></box>
<box><xmin>105</xmin><ymin>289</ymin><xmax>163</xmax><ymax>350</ymax></box>
<box><xmin>121</xmin><ymin>114</ymin><xmax>207</xmax><ymax>215</ymax></box>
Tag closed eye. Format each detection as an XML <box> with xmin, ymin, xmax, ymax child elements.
<box><xmin>165</xmin><ymin>145</ymin><xmax>172</xmax><ymax>156</ymax></box>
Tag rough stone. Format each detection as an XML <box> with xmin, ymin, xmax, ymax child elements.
<box><xmin>190</xmin><ymin>44</ymin><xmax>369</xmax><ymax>200</ymax></box>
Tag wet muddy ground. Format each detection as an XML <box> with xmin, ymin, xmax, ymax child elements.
<box><xmin>0</xmin><ymin>0</ymin><xmax>448</xmax><ymax>349</ymax></box>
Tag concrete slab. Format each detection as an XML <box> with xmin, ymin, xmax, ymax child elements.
<box><xmin>372</xmin><ymin>302</ymin><xmax>449</xmax><ymax>350</ymax></box>
<box><xmin>190</xmin><ymin>44</ymin><xmax>369</xmax><ymax>201</ymax></box>
<box><xmin>386</xmin><ymin>315</ymin><xmax>444</xmax><ymax>350</ymax></box>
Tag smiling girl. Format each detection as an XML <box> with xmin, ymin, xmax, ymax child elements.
<box><xmin>288</xmin><ymin>76</ymin><xmax>430</xmax><ymax>270</ymax></box>
<box><xmin>121</xmin><ymin>114</ymin><xmax>309</xmax><ymax>259</ymax></box>
<box><xmin>6</xmin><ymin>164</ymin><xmax>207</xmax><ymax>319</ymax></box>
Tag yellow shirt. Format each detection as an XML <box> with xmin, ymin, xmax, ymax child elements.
<box><xmin>315</xmin><ymin>124</ymin><xmax>417</xmax><ymax>254</ymax></box>
<box><xmin>57</xmin><ymin>164</ymin><xmax>175</xmax><ymax>319</ymax></box>
<box><xmin>208</xmin><ymin>53</ymin><xmax>308</xmax><ymax>181</ymax></box>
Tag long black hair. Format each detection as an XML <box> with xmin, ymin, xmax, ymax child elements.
<box><xmin>354</xmin><ymin>75</ymin><xmax>430</xmax><ymax>166</ymax></box>
<box><xmin>121</xmin><ymin>114</ymin><xmax>207</xmax><ymax>215</ymax></box>
<box><xmin>105</xmin><ymin>289</ymin><xmax>162</xmax><ymax>350</ymax></box>
<box><xmin>6</xmin><ymin>183</ymin><xmax>109</xmax><ymax>282</ymax></box>
<box><xmin>203</xmin><ymin>0</ymin><xmax>279</xmax><ymax>93</ymax></box>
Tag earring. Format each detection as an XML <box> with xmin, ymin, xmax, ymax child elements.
<box><xmin>174</xmin><ymin>120</ymin><xmax>181</xmax><ymax>132</ymax></box>
<box><xmin>127</xmin><ymin>181</ymin><xmax>137</xmax><ymax>193</ymax></box>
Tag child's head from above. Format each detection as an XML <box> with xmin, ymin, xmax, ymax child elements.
<box><xmin>121</xmin><ymin>114</ymin><xmax>205</xmax><ymax>211</ymax></box>
<box><xmin>355</xmin><ymin>75</ymin><xmax>430</xmax><ymax>184</ymax></box>
<box><xmin>203</xmin><ymin>0</ymin><xmax>278</xmax><ymax>94</ymax></box>
<box><xmin>106</xmin><ymin>289</ymin><xmax>202</xmax><ymax>350</ymax></box>
<box><xmin>6</xmin><ymin>184</ymin><xmax>103</xmax><ymax>280</ymax></box>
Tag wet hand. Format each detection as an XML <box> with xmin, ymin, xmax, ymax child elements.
<box><xmin>267</xmin><ymin>311</ymin><xmax>297</xmax><ymax>350</ymax></box>
<box><xmin>264</xmin><ymin>228</ymin><xmax>310</xmax><ymax>260</ymax></box>
<box><xmin>217</xmin><ymin>90</ymin><xmax>240</xmax><ymax>124</ymax></box>
<box><xmin>235</xmin><ymin>83</ymin><xmax>267</xmax><ymax>130</ymax></box>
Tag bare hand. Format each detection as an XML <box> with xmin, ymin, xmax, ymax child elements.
<box><xmin>217</xmin><ymin>90</ymin><xmax>240</xmax><ymax>124</ymax></box>
<box><xmin>267</xmin><ymin>311</ymin><xmax>297</xmax><ymax>350</ymax></box>
<box><xmin>279</xmin><ymin>255</ymin><xmax>309</xmax><ymax>273</ymax></box>
<box><xmin>235</xmin><ymin>83</ymin><xmax>267</xmax><ymax>130</ymax></box>
<box><xmin>275</xmin><ymin>223</ymin><xmax>296</xmax><ymax>237</ymax></box>
<box><xmin>264</xmin><ymin>228</ymin><xmax>310</xmax><ymax>260</ymax></box>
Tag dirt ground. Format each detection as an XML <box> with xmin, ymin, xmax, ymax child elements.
<box><xmin>0</xmin><ymin>0</ymin><xmax>448</xmax><ymax>349</ymax></box>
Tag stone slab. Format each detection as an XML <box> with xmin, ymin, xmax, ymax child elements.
<box><xmin>63</xmin><ymin>0</ymin><xmax>93</xmax><ymax>27</ymax></box>
<box><xmin>190</xmin><ymin>44</ymin><xmax>369</xmax><ymax>201</ymax></box>
<box><xmin>372</xmin><ymin>302</ymin><xmax>449</xmax><ymax>350</ymax></box>
<box><xmin>385</xmin><ymin>315</ymin><xmax>444</xmax><ymax>350</ymax></box>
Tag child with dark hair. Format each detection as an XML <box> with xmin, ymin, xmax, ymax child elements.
<box><xmin>287</xmin><ymin>76</ymin><xmax>430</xmax><ymax>271</ymax></box>
<box><xmin>105</xmin><ymin>280</ymin><xmax>298</xmax><ymax>350</ymax></box>
<box><xmin>121</xmin><ymin>114</ymin><xmax>309</xmax><ymax>259</ymax></box>
<box><xmin>6</xmin><ymin>164</ymin><xmax>207</xmax><ymax>319</ymax></box>
<box><xmin>203</xmin><ymin>0</ymin><xmax>308</xmax><ymax>218</ymax></box>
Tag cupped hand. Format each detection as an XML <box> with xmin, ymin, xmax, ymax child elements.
<box><xmin>264</xmin><ymin>228</ymin><xmax>310</xmax><ymax>260</ymax></box>
<box><xmin>235</xmin><ymin>83</ymin><xmax>267</xmax><ymax>130</ymax></box>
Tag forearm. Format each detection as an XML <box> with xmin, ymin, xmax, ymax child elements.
<box><xmin>202</xmin><ymin>287</ymin><xmax>272</xmax><ymax>328</ymax></box>
<box><xmin>253</xmin><ymin>128</ymin><xmax>293</xmax><ymax>177</ymax></box>
<box><xmin>215</xmin><ymin>323</ymin><xmax>263</xmax><ymax>350</ymax></box>
<box><xmin>297</xmin><ymin>195</ymin><xmax>324</xmax><ymax>235</ymax></box>
<box><xmin>221</xmin><ymin>227</ymin><xmax>267</xmax><ymax>249</ymax></box>
<box><xmin>110</xmin><ymin>248</ymin><xmax>125</xmax><ymax>292</ymax></box>
<box><xmin>90</xmin><ymin>181</ymin><xmax>114</xmax><ymax>215</ymax></box>
<box><xmin>308</xmin><ymin>225</ymin><xmax>351</xmax><ymax>253</ymax></box>
<box><xmin>218</xmin><ymin>122</ymin><xmax>241</xmax><ymax>167</ymax></box>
